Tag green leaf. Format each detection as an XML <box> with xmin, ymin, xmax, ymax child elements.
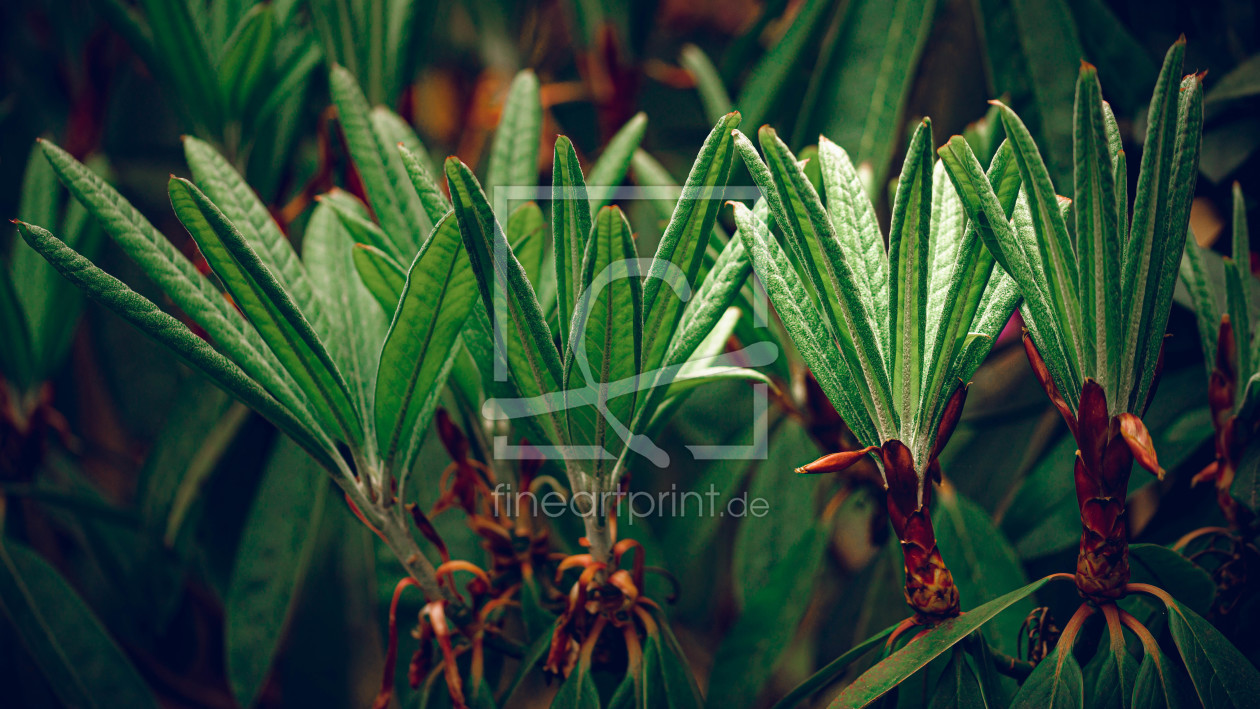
<box><xmin>553</xmin><ymin>135</ymin><xmax>594</xmax><ymax>349</ymax></box>
<box><xmin>445</xmin><ymin>157</ymin><xmax>564</xmax><ymax>445</ymax></box>
<box><xmin>1091</xmin><ymin>617</ymin><xmax>1139</xmax><ymax>708</ymax></box>
<box><xmin>0</xmin><ymin>537</ymin><xmax>160</xmax><ymax>709</ymax></box>
<box><xmin>1130</xmin><ymin>68</ymin><xmax>1204</xmax><ymax>412</ymax></box>
<box><xmin>818</xmin><ymin>137</ymin><xmax>888</xmax><ymax>333</ymax></box>
<box><xmin>1234</xmin><ymin>183</ymin><xmax>1257</xmax><ymax>373</ymax></box>
<box><xmin>708</xmin><ymin>525</ymin><xmax>828</xmax><ymax>709</ymax></box>
<box><xmin>732</xmin><ymin>0</ymin><xmax>832</xmax><ymax>131</ymax></box>
<box><xmin>732</xmin><ymin>420</ymin><xmax>821</xmax><ymax>605</ymax></box>
<box><xmin>886</xmin><ymin>120</ymin><xmax>934</xmax><ymax>433</ymax></box>
<box><xmin>925</xmin><ymin>160</ymin><xmax>967</xmax><ymax>340</ymax></box>
<box><xmin>0</xmin><ymin>257</ymin><xmax>34</xmax><ymax>389</ymax></box>
<box><xmin>1127</xmin><ymin>544</ymin><xmax>1215</xmax><ymax>621</ymax></box>
<box><xmin>665</xmin><ymin>231</ymin><xmax>753</xmax><ymax>369</ymax></box>
<box><xmin>1162</xmin><ymin>598</ymin><xmax>1260</xmax><ymax>708</ymax></box>
<box><xmin>508</xmin><ymin>201</ymin><xmax>548</xmax><ymax>294</ymax></box>
<box><xmin>15</xmin><ymin>221</ymin><xmax>337</xmax><ymax>470</ymax></box>
<box><xmin>1008</xmin><ymin>645</ymin><xmax>1085</xmax><ymax>708</ymax></box>
<box><xmin>135</xmin><ymin>0</ymin><xmax>223</xmax><ymax>133</ymax></box>
<box><xmin>799</xmin><ymin>0</ymin><xmax>937</xmax><ymax>189</ymax></box>
<box><xmin>553</xmin><ymin>662</ymin><xmax>601</xmax><ymax>708</ymax></box>
<box><xmin>741</xmin><ymin>126</ymin><xmax>894</xmax><ymax>435</ymax></box>
<box><xmin>641</xmin><ymin>112</ymin><xmax>741</xmax><ymax>380</ymax></box>
<box><xmin>397</xmin><ymin>141</ymin><xmax>450</xmax><ymax>228</ymax></box>
<box><xmin>928</xmin><ymin>647</ymin><xmax>988</xmax><ymax>709</ymax></box>
<box><xmin>933</xmin><ymin>487</ymin><xmax>1031</xmax><ymax>656</ymax></box>
<box><xmin>936</xmin><ymin>136</ymin><xmax>1079</xmax><ymax>405</ymax></box>
<box><xmin>1131</xmin><ymin>646</ymin><xmax>1195</xmax><ymax>709</ymax></box>
<box><xmin>9</xmin><ymin>143</ymin><xmax>100</xmax><ymax>380</ymax></box>
<box><xmin>732</xmin><ymin>200</ymin><xmax>879</xmax><ymax>447</ymax></box>
<box><xmin>1179</xmin><ymin>237</ymin><xmax>1221</xmax><ymax>380</ymax></box>
<box><xmin>564</xmin><ymin>205</ymin><xmax>643</xmax><ymax>474</ymax></box>
<box><xmin>169</xmin><ymin>177</ymin><xmax>362</xmax><ymax>446</ymax></box>
<box><xmin>1073</xmin><ymin>63</ymin><xmax>1122</xmax><ymax>398</ymax></box>
<box><xmin>993</xmin><ymin>101</ymin><xmax>1083</xmax><ymax>384</ymax></box>
<box><xmin>226</xmin><ymin>437</ymin><xmax>328</xmax><ymax>708</ymax></box>
<box><xmin>587</xmin><ymin>112</ymin><xmax>649</xmax><ymax>212</ymax></box>
<box><xmin>183</xmin><ymin>135</ymin><xmax>328</xmax><ymax>340</ymax></box>
<box><xmin>486</xmin><ymin>70</ymin><xmax>542</xmax><ymax>194</ymax></box>
<box><xmin>1006</xmin><ymin>0</ymin><xmax>1082</xmax><ymax>188</ymax></box>
<box><xmin>351</xmin><ymin>243</ymin><xmax>407</xmax><ymax>313</ymax></box>
<box><xmin>831</xmin><ymin>575</ymin><xmax>1058</xmax><ymax>707</ymax></box>
<box><xmin>372</xmin><ymin>106</ymin><xmax>441</xmax><ymax>236</ymax></box>
<box><xmin>771</xmin><ymin>624</ymin><xmax>898</xmax><ymax>709</ymax></box>
<box><xmin>39</xmin><ymin>140</ymin><xmax>307</xmax><ymax>424</ymax></box>
<box><xmin>135</xmin><ymin>377</ymin><xmax>241</xmax><ymax>548</ymax></box>
<box><xmin>680</xmin><ymin>44</ymin><xmax>731</xmax><ymax>124</ymax></box>
<box><xmin>322</xmin><ymin>189</ymin><xmax>401</xmax><ymax>261</ymax></box>
<box><xmin>304</xmin><ymin>203</ymin><xmax>387</xmax><ymax>428</ymax></box>
<box><xmin>328</xmin><ymin>64</ymin><xmax>424</xmax><ymax>255</ymax></box>
<box><xmin>648</xmin><ymin>607</ymin><xmax>704</xmax><ymax>709</ymax></box>
<box><xmin>375</xmin><ymin>213</ymin><xmax>477</xmax><ymax>475</ymax></box>
<box><xmin>218</xmin><ymin>5</ymin><xmax>275</xmax><ymax>116</ymax></box>
<box><xmin>1119</xmin><ymin>40</ymin><xmax>1185</xmax><ymax>407</ymax></box>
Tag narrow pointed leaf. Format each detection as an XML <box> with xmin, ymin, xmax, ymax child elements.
<box><xmin>1120</xmin><ymin>40</ymin><xmax>1185</xmax><ymax>400</ymax></box>
<box><xmin>375</xmin><ymin>213</ymin><xmax>477</xmax><ymax>474</ymax></box>
<box><xmin>486</xmin><ymin>70</ymin><xmax>542</xmax><ymax>193</ymax></box>
<box><xmin>218</xmin><ymin>5</ymin><xmax>275</xmax><ymax>116</ymax></box>
<box><xmin>887</xmin><ymin>120</ymin><xmax>934</xmax><ymax>433</ymax></box>
<box><xmin>0</xmin><ymin>537</ymin><xmax>161</xmax><ymax>709</ymax></box>
<box><xmin>1131</xmin><ymin>70</ymin><xmax>1204</xmax><ymax>411</ymax></box>
<box><xmin>226</xmin><ymin>437</ymin><xmax>327</xmax><ymax>709</ymax></box>
<box><xmin>733</xmin><ymin>201</ymin><xmax>879</xmax><ymax>446</ymax></box>
<box><xmin>352</xmin><ymin>243</ymin><xmax>407</xmax><ymax>313</ymax></box>
<box><xmin>641</xmin><ymin>112</ymin><xmax>741</xmax><ymax>378</ymax></box>
<box><xmin>680</xmin><ymin>45</ymin><xmax>731</xmax><ymax>124</ymax></box>
<box><xmin>564</xmin><ymin>206</ymin><xmax>643</xmax><ymax>475</ymax></box>
<box><xmin>588</xmin><ymin>112</ymin><xmax>649</xmax><ymax>212</ymax></box>
<box><xmin>14</xmin><ymin>221</ymin><xmax>335</xmax><ymax>469</ymax></box>
<box><xmin>937</xmin><ymin>136</ymin><xmax>1080</xmax><ymax>405</ymax></box>
<box><xmin>169</xmin><ymin>178</ymin><xmax>362</xmax><ymax>446</ymax></box>
<box><xmin>397</xmin><ymin>141</ymin><xmax>450</xmax><ymax>227</ymax></box>
<box><xmin>802</xmin><ymin>0</ymin><xmax>937</xmax><ymax>189</ymax></box>
<box><xmin>328</xmin><ymin>64</ymin><xmax>423</xmax><ymax>254</ymax></box>
<box><xmin>1179</xmin><ymin>240</ymin><xmax>1221</xmax><ymax>378</ymax></box>
<box><xmin>665</xmin><ymin>230</ymin><xmax>752</xmax><ymax>368</ymax></box>
<box><xmin>183</xmin><ymin>136</ymin><xmax>328</xmax><ymax>340</ymax></box>
<box><xmin>373</xmin><ymin>106</ymin><xmax>443</xmax><ymax>231</ymax></box>
<box><xmin>446</xmin><ymin>157</ymin><xmax>564</xmax><ymax>445</ymax></box>
<box><xmin>304</xmin><ymin>203</ymin><xmax>387</xmax><ymax>427</ymax></box>
<box><xmin>993</xmin><ymin>101</ymin><xmax>1082</xmax><ymax>377</ymax></box>
<box><xmin>819</xmin><ymin>137</ymin><xmax>888</xmax><ymax>338</ymax></box>
<box><xmin>1073</xmin><ymin>63</ymin><xmax>1121</xmax><ymax>395</ymax></box>
<box><xmin>39</xmin><ymin>140</ymin><xmax>308</xmax><ymax>420</ymax></box>
<box><xmin>553</xmin><ymin>136</ymin><xmax>594</xmax><ymax>349</ymax></box>
<box><xmin>830</xmin><ymin>575</ymin><xmax>1057</xmax><ymax>707</ymax></box>
<box><xmin>742</xmin><ymin>127</ymin><xmax>894</xmax><ymax>434</ymax></box>
<box><xmin>322</xmin><ymin>191</ymin><xmax>400</xmax><ymax>260</ymax></box>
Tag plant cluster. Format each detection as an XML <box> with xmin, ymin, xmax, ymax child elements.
<box><xmin>3</xmin><ymin>2</ymin><xmax>1260</xmax><ymax>709</ymax></box>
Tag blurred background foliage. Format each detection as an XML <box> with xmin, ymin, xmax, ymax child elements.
<box><xmin>1</xmin><ymin>0</ymin><xmax>1258</xmax><ymax>707</ymax></box>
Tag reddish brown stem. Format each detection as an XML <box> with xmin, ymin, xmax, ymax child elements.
<box><xmin>882</xmin><ymin>440</ymin><xmax>959</xmax><ymax>619</ymax></box>
<box><xmin>1023</xmin><ymin>334</ymin><xmax>1165</xmax><ymax>602</ymax></box>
